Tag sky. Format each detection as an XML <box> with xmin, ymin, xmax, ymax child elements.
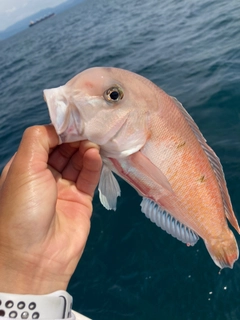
<box><xmin>0</xmin><ymin>0</ymin><xmax>67</xmax><ymax>31</ymax></box>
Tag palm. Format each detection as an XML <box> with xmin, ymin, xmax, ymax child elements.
<box><xmin>43</xmin><ymin>171</ymin><xmax>94</xmax><ymax>266</ymax></box>
<box><xmin>28</xmin><ymin>141</ymin><xmax>101</xmax><ymax>275</ymax></box>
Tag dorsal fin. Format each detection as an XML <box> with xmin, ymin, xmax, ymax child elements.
<box><xmin>141</xmin><ymin>197</ymin><xmax>199</xmax><ymax>246</ymax></box>
<box><xmin>171</xmin><ymin>96</ymin><xmax>240</xmax><ymax>233</ymax></box>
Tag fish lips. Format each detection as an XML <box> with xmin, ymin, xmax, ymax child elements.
<box><xmin>44</xmin><ymin>87</ymin><xmax>82</xmax><ymax>143</ymax></box>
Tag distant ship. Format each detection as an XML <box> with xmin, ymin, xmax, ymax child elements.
<box><xmin>29</xmin><ymin>13</ymin><xmax>55</xmax><ymax>27</ymax></box>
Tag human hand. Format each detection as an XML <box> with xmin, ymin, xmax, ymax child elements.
<box><xmin>0</xmin><ymin>125</ymin><xmax>102</xmax><ymax>294</ymax></box>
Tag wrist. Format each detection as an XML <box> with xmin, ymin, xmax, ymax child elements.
<box><xmin>0</xmin><ymin>249</ymin><xmax>70</xmax><ymax>295</ymax></box>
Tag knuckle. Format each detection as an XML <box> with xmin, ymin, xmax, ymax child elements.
<box><xmin>23</xmin><ymin>125</ymin><xmax>45</xmax><ymax>139</ymax></box>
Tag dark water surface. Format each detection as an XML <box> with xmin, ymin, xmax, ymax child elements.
<box><xmin>1</xmin><ymin>0</ymin><xmax>240</xmax><ymax>319</ymax></box>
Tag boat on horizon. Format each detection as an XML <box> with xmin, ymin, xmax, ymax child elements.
<box><xmin>29</xmin><ymin>13</ymin><xmax>55</xmax><ymax>27</ymax></box>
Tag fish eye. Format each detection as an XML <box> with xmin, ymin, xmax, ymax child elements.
<box><xmin>104</xmin><ymin>86</ymin><xmax>124</xmax><ymax>102</ymax></box>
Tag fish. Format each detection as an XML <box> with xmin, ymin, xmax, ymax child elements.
<box><xmin>43</xmin><ymin>67</ymin><xmax>240</xmax><ymax>269</ymax></box>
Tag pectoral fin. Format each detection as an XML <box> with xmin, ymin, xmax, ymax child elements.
<box><xmin>128</xmin><ymin>151</ymin><xmax>173</xmax><ymax>193</ymax></box>
<box><xmin>98</xmin><ymin>164</ymin><xmax>121</xmax><ymax>210</ymax></box>
<box><xmin>110</xmin><ymin>151</ymin><xmax>180</xmax><ymax>215</ymax></box>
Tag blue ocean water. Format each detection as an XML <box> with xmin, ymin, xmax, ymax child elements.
<box><xmin>0</xmin><ymin>0</ymin><xmax>240</xmax><ymax>319</ymax></box>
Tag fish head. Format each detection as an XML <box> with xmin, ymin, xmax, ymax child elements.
<box><xmin>44</xmin><ymin>67</ymin><xmax>157</xmax><ymax>158</ymax></box>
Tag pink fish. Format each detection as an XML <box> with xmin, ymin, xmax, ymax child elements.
<box><xmin>44</xmin><ymin>67</ymin><xmax>240</xmax><ymax>268</ymax></box>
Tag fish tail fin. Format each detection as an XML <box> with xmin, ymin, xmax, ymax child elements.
<box><xmin>205</xmin><ymin>230</ymin><xmax>239</xmax><ymax>269</ymax></box>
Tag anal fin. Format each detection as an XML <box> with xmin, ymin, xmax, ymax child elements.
<box><xmin>141</xmin><ymin>197</ymin><xmax>199</xmax><ymax>246</ymax></box>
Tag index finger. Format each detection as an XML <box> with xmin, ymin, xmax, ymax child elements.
<box><xmin>76</xmin><ymin>146</ymin><xmax>102</xmax><ymax>198</ymax></box>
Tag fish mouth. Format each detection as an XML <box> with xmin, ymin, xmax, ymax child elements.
<box><xmin>59</xmin><ymin>126</ymin><xmax>83</xmax><ymax>143</ymax></box>
<box><xmin>44</xmin><ymin>87</ymin><xmax>82</xmax><ymax>143</ymax></box>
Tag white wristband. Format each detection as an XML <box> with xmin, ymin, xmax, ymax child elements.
<box><xmin>0</xmin><ymin>290</ymin><xmax>72</xmax><ymax>319</ymax></box>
